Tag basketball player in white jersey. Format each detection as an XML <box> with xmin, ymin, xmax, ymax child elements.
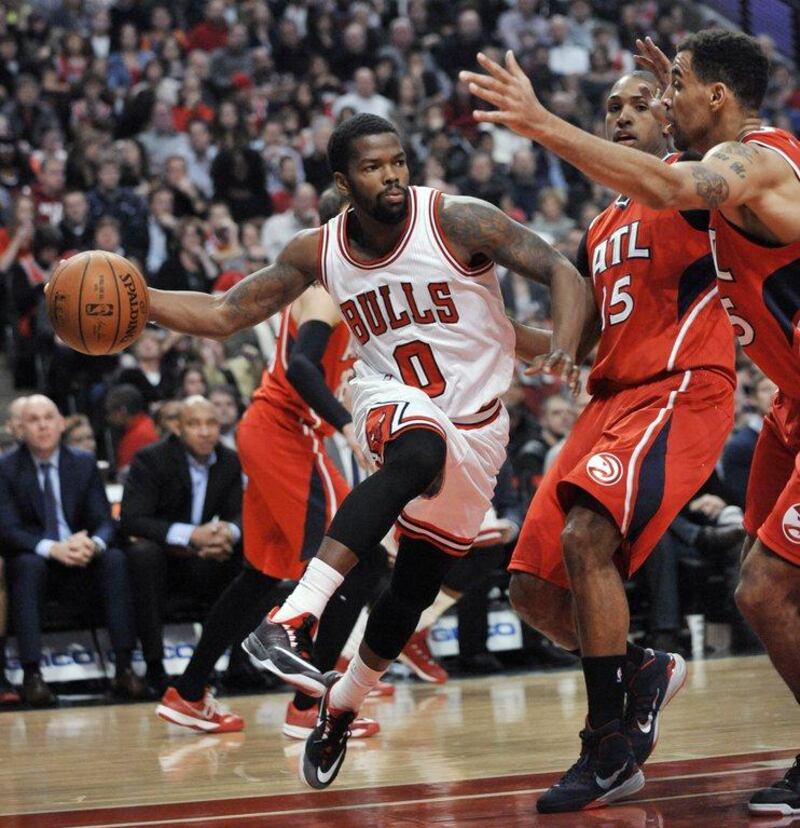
<box><xmin>146</xmin><ymin>114</ymin><xmax>586</xmax><ymax>789</ymax></box>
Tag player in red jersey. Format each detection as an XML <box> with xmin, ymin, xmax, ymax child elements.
<box><xmin>491</xmin><ymin>72</ymin><xmax>737</xmax><ymax>813</ymax></box>
<box><xmin>464</xmin><ymin>28</ymin><xmax>800</xmax><ymax>817</ymax></box>
<box><xmin>157</xmin><ymin>190</ymin><xmax>382</xmax><ymax>739</ymax></box>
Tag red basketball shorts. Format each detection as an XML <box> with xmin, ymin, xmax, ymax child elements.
<box><xmin>744</xmin><ymin>391</ymin><xmax>800</xmax><ymax>566</ymax></box>
<box><xmin>237</xmin><ymin>400</ymin><xmax>350</xmax><ymax>580</ymax></box>
<box><xmin>510</xmin><ymin>369</ymin><xmax>734</xmax><ymax>589</ymax></box>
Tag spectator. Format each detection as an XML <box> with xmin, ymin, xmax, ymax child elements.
<box><xmin>93</xmin><ymin>216</ymin><xmax>126</xmax><ymax>257</ymax></box>
<box><xmin>62</xmin><ymin>413</ymin><xmax>97</xmax><ymax>454</ymax></box>
<box><xmin>185</xmin><ymin>118</ymin><xmax>217</xmax><ymax>199</ymax></box>
<box><xmin>497</xmin><ymin>0</ymin><xmax>548</xmax><ymax>53</ymax></box>
<box><xmin>0</xmin><ymin>193</ymin><xmax>36</xmax><ymax>273</ymax></box>
<box><xmin>154</xmin><ymin>399</ymin><xmax>183</xmax><ymax>437</ymax></box>
<box><xmin>332</xmin><ymin>22</ymin><xmax>374</xmax><ymax>79</ymax></box>
<box><xmin>261</xmin><ymin>183</ymin><xmax>319</xmax><ymax>264</ymax></box>
<box><xmin>105</xmin><ymin>384</ymin><xmax>159</xmax><ymax>477</ymax></box>
<box><xmin>456</xmin><ymin>152</ymin><xmax>510</xmax><ymax>208</ymax></box>
<box><xmin>0</xmin><ymin>556</ymin><xmax>19</xmax><ymax>704</ymax></box>
<box><xmin>205</xmin><ymin>202</ymin><xmax>244</xmax><ymax>269</ymax></box>
<box><xmin>209</xmin><ymin>384</ymin><xmax>240</xmax><ymax>451</ymax></box>
<box><xmin>162</xmin><ymin>155</ymin><xmax>207</xmax><ymax>218</ymax></box>
<box><xmin>187</xmin><ymin>0</ymin><xmax>229</xmax><ymax>53</ymax></box>
<box><xmin>58</xmin><ymin>190</ymin><xmax>93</xmax><ymax>252</ymax></box>
<box><xmin>178</xmin><ymin>363</ymin><xmax>210</xmax><ymax>399</ymax></box>
<box><xmin>529</xmin><ymin>187</ymin><xmax>576</xmax><ymax>240</ymax></box>
<box><xmin>87</xmin><ymin>157</ymin><xmax>148</xmax><ymax>261</ymax></box>
<box><xmin>31</xmin><ymin>158</ymin><xmax>66</xmax><ymax>227</ymax></box>
<box><xmin>722</xmin><ymin>373</ymin><xmax>778</xmax><ymax>508</ymax></box>
<box><xmin>145</xmin><ymin>186</ymin><xmax>176</xmax><ymax>276</ymax></box>
<box><xmin>436</xmin><ymin>9</ymin><xmax>493</xmax><ymax>80</ymax></box>
<box><xmin>211</xmin><ymin>145</ymin><xmax>271</xmax><ymax>222</ymax></box>
<box><xmin>107</xmin><ymin>23</ymin><xmax>154</xmax><ymax>93</ymax></box>
<box><xmin>518</xmin><ymin>394</ymin><xmax>577</xmax><ymax>486</ymax></box>
<box><xmin>120</xmin><ymin>396</ymin><xmax>243</xmax><ymax>691</ymax></box>
<box><xmin>273</xmin><ymin>17</ymin><xmax>307</xmax><ymax>77</ymax></box>
<box><xmin>137</xmin><ymin>101</ymin><xmax>192</xmax><ymax>177</ymax></box>
<box><xmin>0</xmin><ymin>395</ymin><xmax>146</xmax><ymax>706</ymax></box>
<box><xmin>8</xmin><ymin>226</ymin><xmax>61</xmax><ymax>388</ymax></box>
<box><xmin>210</xmin><ymin>23</ymin><xmax>253</xmax><ymax>90</ymax></box>
<box><xmin>333</xmin><ymin>68</ymin><xmax>394</xmax><ymax>121</ymax></box>
<box><xmin>2</xmin><ymin>74</ymin><xmax>59</xmax><ymax>149</ymax></box>
<box><xmin>153</xmin><ymin>217</ymin><xmax>218</xmax><ymax>293</ymax></box>
<box><xmin>89</xmin><ymin>7</ymin><xmax>112</xmax><ymax>59</ymax></box>
<box><xmin>4</xmin><ymin>397</ymin><xmax>29</xmax><ymax>444</ymax></box>
<box><xmin>114</xmin><ymin>328</ymin><xmax>175</xmax><ymax>405</ymax></box>
<box><xmin>548</xmin><ymin>15</ymin><xmax>590</xmax><ymax>77</ymax></box>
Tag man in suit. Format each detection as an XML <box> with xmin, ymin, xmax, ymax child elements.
<box><xmin>0</xmin><ymin>395</ymin><xmax>146</xmax><ymax>706</ymax></box>
<box><xmin>121</xmin><ymin>395</ymin><xmax>243</xmax><ymax>690</ymax></box>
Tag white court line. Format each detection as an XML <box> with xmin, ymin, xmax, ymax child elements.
<box><xmin>57</xmin><ymin>765</ymin><xmax>786</xmax><ymax>828</ymax></box>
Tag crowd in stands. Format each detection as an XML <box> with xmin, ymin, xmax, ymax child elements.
<box><xmin>0</xmin><ymin>0</ymin><xmax>793</xmax><ymax>705</ymax></box>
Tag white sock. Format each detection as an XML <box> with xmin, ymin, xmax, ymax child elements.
<box><xmin>340</xmin><ymin>607</ymin><xmax>369</xmax><ymax>662</ymax></box>
<box><xmin>329</xmin><ymin>652</ymin><xmax>385</xmax><ymax>713</ymax></box>
<box><xmin>416</xmin><ymin>591</ymin><xmax>457</xmax><ymax>632</ymax></box>
<box><xmin>272</xmin><ymin>558</ymin><xmax>344</xmax><ymax>622</ymax></box>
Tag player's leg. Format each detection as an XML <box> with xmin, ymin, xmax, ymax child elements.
<box><xmin>157</xmin><ymin>562</ymin><xmax>280</xmax><ymax>733</ymax></box>
<box><xmin>245</xmin><ymin>426</ymin><xmax>447</xmax><ymax>692</ymax></box>
<box><xmin>300</xmin><ymin>535</ymin><xmax>454</xmax><ymax>789</ymax></box>
<box><xmin>734</xmin><ymin>422</ymin><xmax>800</xmax><ymax>815</ymax></box>
<box><xmin>509</xmin><ymin>572</ymin><xmax>578</xmax><ymax>650</ymax></box>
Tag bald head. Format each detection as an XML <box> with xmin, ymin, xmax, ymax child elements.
<box><xmin>20</xmin><ymin>395</ymin><xmax>64</xmax><ymax>458</ymax></box>
<box><xmin>179</xmin><ymin>396</ymin><xmax>220</xmax><ymax>461</ymax></box>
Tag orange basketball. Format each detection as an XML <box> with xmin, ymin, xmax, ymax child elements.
<box><xmin>46</xmin><ymin>250</ymin><xmax>149</xmax><ymax>355</ymax></box>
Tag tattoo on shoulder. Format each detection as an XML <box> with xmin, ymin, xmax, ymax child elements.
<box><xmin>693</xmin><ymin>166</ymin><xmax>730</xmax><ymax>208</ymax></box>
<box><xmin>438</xmin><ymin>195</ymin><xmax>563</xmax><ymax>283</ymax></box>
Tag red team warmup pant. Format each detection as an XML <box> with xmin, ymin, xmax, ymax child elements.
<box><xmin>237</xmin><ymin>399</ymin><xmax>350</xmax><ymax>580</ymax></box>
<box><xmin>744</xmin><ymin>391</ymin><xmax>800</xmax><ymax>566</ymax></box>
<box><xmin>510</xmin><ymin>369</ymin><xmax>734</xmax><ymax>588</ymax></box>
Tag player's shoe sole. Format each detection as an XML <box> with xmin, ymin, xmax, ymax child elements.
<box><xmin>241</xmin><ymin>634</ymin><xmax>327</xmax><ymax>698</ymax></box>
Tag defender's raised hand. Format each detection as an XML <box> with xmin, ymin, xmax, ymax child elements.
<box><xmin>634</xmin><ymin>36</ymin><xmax>672</xmax><ymax>93</ymax></box>
<box><xmin>459</xmin><ymin>51</ymin><xmax>547</xmax><ymax>140</ymax></box>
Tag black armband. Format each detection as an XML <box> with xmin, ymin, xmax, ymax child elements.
<box><xmin>285</xmin><ymin>320</ymin><xmax>352</xmax><ymax>432</ymax></box>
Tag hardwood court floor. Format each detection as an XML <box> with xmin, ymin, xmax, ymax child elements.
<box><xmin>1</xmin><ymin>655</ymin><xmax>798</xmax><ymax>827</ymax></box>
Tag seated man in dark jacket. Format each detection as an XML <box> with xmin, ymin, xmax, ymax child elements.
<box><xmin>120</xmin><ymin>396</ymin><xmax>243</xmax><ymax>690</ymax></box>
<box><xmin>0</xmin><ymin>395</ymin><xmax>145</xmax><ymax>706</ymax></box>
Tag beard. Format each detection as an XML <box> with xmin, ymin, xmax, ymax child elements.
<box><xmin>350</xmin><ymin>181</ymin><xmax>409</xmax><ymax>225</ymax></box>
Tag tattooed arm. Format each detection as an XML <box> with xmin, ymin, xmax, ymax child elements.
<box><xmin>460</xmin><ymin>53</ymin><xmax>784</xmax><ymax>212</ymax></box>
<box><xmin>148</xmin><ymin>230</ymin><xmax>320</xmax><ymax>339</ymax></box>
<box><xmin>438</xmin><ymin>195</ymin><xmax>585</xmax><ymax>391</ymax></box>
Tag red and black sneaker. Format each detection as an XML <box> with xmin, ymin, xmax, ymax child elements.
<box><xmin>398</xmin><ymin>628</ymin><xmax>448</xmax><ymax>684</ymax></box>
<box><xmin>242</xmin><ymin>607</ymin><xmax>326</xmax><ymax>697</ymax></box>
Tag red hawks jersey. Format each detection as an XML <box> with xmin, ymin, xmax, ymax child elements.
<box><xmin>709</xmin><ymin>128</ymin><xmax>800</xmax><ymax>399</ymax></box>
<box><xmin>581</xmin><ymin>154</ymin><xmax>735</xmax><ymax>394</ymax></box>
<box><xmin>318</xmin><ymin>186</ymin><xmax>515</xmax><ymax>420</ymax></box>
<box><xmin>252</xmin><ymin>308</ymin><xmax>352</xmax><ymax>436</ymax></box>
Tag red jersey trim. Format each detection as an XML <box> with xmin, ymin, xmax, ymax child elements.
<box><xmin>430</xmin><ymin>190</ymin><xmax>494</xmax><ymax>277</ymax></box>
<box><xmin>337</xmin><ymin>187</ymin><xmax>417</xmax><ymax>270</ymax></box>
<box><xmin>317</xmin><ymin>224</ymin><xmax>329</xmax><ymax>289</ymax></box>
<box><xmin>397</xmin><ymin>511</ymin><xmax>474</xmax><ymax>554</ymax></box>
<box><xmin>451</xmin><ymin>398</ymin><xmax>502</xmax><ymax>429</ymax></box>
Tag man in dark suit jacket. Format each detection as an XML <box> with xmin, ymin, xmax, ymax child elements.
<box><xmin>121</xmin><ymin>396</ymin><xmax>243</xmax><ymax>689</ymax></box>
<box><xmin>0</xmin><ymin>395</ymin><xmax>146</xmax><ymax>706</ymax></box>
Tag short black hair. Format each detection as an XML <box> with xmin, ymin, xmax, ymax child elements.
<box><xmin>327</xmin><ymin>113</ymin><xmax>399</xmax><ymax>176</ymax></box>
<box><xmin>677</xmin><ymin>29</ymin><xmax>769</xmax><ymax>111</ymax></box>
<box><xmin>105</xmin><ymin>384</ymin><xmax>145</xmax><ymax>416</ymax></box>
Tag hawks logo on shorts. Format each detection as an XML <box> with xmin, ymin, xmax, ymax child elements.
<box><xmin>586</xmin><ymin>452</ymin><xmax>624</xmax><ymax>486</ymax></box>
<box><xmin>781</xmin><ymin>504</ymin><xmax>800</xmax><ymax>544</ymax></box>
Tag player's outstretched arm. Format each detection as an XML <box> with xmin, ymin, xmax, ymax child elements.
<box><xmin>459</xmin><ymin>52</ymin><xmax>779</xmax><ymax>213</ymax></box>
<box><xmin>438</xmin><ymin>194</ymin><xmax>585</xmax><ymax>391</ymax></box>
<box><xmin>148</xmin><ymin>230</ymin><xmax>319</xmax><ymax>339</ymax></box>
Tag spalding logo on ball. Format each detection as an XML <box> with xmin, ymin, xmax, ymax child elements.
<box><xmin>45</xmin><ymin>250</ymin><xmax>149</xmax><ymax>355</ymax></box>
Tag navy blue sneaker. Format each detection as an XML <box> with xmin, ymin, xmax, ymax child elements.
<box><xmin>300</xmin><ymin>672</ymin><xmax>356</xmax><ymax>790</ymax></box>
<box><xmin>625</xmin><ymin>649</ymin><xmax>687</xmax><ymax>766</ymax></box>
<box><xmin>749</xmin><ymin>755</ymin><xmax>800</xmax><ymax>815</ymax></box>
<box><xmin>537</xmin><ymin>720</ymin><xmax>644</xmax><ymax>813</ymax></box>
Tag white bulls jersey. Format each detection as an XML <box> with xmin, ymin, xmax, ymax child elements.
<box><xmin>318</xmin><ymin>186</ymin><xmax>515</xmax><ymax>422</ymax></box>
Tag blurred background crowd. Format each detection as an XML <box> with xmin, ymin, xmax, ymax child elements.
<box><xmin>0</xmin><ymin>0</ymin><xmax>790</xmax><ymax>705</ymax></box>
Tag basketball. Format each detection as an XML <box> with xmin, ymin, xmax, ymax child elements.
<box><xmin>45</xmin><ymin>250</ymin><xmax>149</xmax><ymax>356</ymax></box>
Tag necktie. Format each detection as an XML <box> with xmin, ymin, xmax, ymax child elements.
<box><xmin>40</xmin><ymin>463</ymin><xmax>60</xmax><ymax>541</ymax></box>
